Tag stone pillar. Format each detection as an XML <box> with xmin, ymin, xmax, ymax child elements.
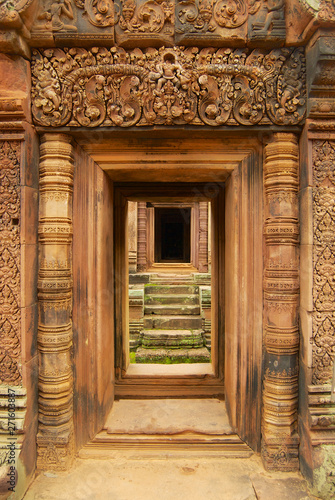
<box><xmin>198</xmin><ymin>202</ymin><xmax>208</xmax><ymax>273</ymax></box>
<box><xmin>137</xmin><ymin>202</ymin><xmax>147</xmax><ymax>272</ymax></box>
<box><xmin>208</xmin><ymin>202</ymin><xmax>211</xmax><ymax>273</ymax></box>
<box><xmin>262</xmin><ymin>133</ymin><xmax>300</xmax><ymax>470</ymax></box>
<box><xmin>128</xmin><ymin>201</ymin><xmax>137</xmax><ymax>273</ymax></box>
<box><xmin>37</xmin><ymin>134</ymin><xmax>74</xmax><ymax>471</ymax></box>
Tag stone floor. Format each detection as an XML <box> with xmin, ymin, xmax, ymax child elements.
<box><xmin>24</xmin><ymin>454</ymin><xmax>319</xmax><ymax>500</ymax></box>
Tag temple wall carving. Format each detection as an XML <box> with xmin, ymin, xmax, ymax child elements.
<box><xmin>1</xmin><ymin>0</ymin><xmax>335</xmax><ymax>496</ymax></box>
<box><xmin>312</xmin><ymin>139</ymin><xmax>335</xmax><ymax>386</ymax></box>
<box><xmin>0</xmin><ymin>139</ymin><xmax>22</xmax><ymax>386</ymax></box>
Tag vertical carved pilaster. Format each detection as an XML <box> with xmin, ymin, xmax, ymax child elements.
<box><xmin>262</xmin><ymin>133</ymin><xmax>300</xmax><ymax>470</ymax></box>
<box><xmin>198</xmin><ymin>202</ymin><xmax>208</xmax><ymax>273</ymax></box>
<box><xmin>0</xmin><ymin>140</ymin><xmax>22</xmax><ymax>385</ymax></box>
<box><xmin>37</xmin><ymin>134</ymin><xmax>74</xmax><ymax>471</ymax></box>
<box><xmin>137</xmin><ymin>202</ymin><xmax>147</xmax><ymax>272</ymax></box>
<box><xmin>312</xmin><ymin>140</ymin><xmax>335</xmax><ymax>386</ymax></box>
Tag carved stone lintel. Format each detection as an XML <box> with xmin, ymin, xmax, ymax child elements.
<box><xmin>31</xmin><ymin>46</ymin><xmax>306</xmax><ymax>129</ymax></box>
<box><xmin>37</xmin><ymin>133</ymin><xmax>74</xmax><ymax>471</ymax></box>
<box><xmin>262</xmin><ymin>133</ymin><xmax>300</xmax><ymax>471</ymax></box>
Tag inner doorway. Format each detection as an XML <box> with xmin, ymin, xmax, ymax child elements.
<box><xmin>155</xmin><ymin>207</ymin><xmax>191</xmax><ymax>263</ymax></box>
<box><xmin>128</xmin><ymin>199</ymin><xmax>211</xmax><ymax>366</ymax></box>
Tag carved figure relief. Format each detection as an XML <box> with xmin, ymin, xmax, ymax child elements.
<box><xmin>312</xmin><ymin>140</ymin><xmax>335</xmax><ymax>385</ymax></box>
<box><xmin>0</xmin><ymin>141</ymin><xmax>21</xmax><ymax>385</ymax></box>
<box><xmin>31</xmin><ymin>0</ymin><xmax>118</xmax><ymax>37</ymax></box>
<box><xmin>248</xmin><ymin>0</ymin><xmax>286</xmax><ymax>41</ymax></box>
<box><xmin>31</xmin><ymin>45</ymin><xmax>306</xmax><ymax>128</ymax></box>
<box><xmin>35</xmin><ymin>0</ymin><xmax>77</xmax><ymax>32</ymax></box>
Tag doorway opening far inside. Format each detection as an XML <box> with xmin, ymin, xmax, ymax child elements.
<box><xmin>127</xmin><ymin>197</ymin><xmax>212</xmax><ymax>367</ymax></box>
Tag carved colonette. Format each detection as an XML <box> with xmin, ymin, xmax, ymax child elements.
<box><xmin>262</xmin><ymin>133</ymin><xmax>300</xmax><ymax>470</ymax></box>
<box><xmin>37</xmin><ymin>134</ymin><xmax>74</xmax><ymax>470</ymax></box>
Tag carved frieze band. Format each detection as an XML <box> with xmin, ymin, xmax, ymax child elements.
<box><xmin>0</xmin><ymin>140</ymin><xmax>22</xmax><ymax>386</ymax></box>
<box><xmin>312</xmin><ymin>140</ymin><xmax>335</xmax><ymax>386</ymax></box>
<box><xmin>28</xmin><ymin>0</ymin><xmax>287</xmax><ymax>41</ymax></box>
<box><xmin>37</xmin><ymin>133</ymin><xmax>74</xmax><ymax>471</ymax></box>
<box><xmin>31</xmin><ymin>46</ymin><xmax>306</xmax><ymax>129</ymax></box>
<box><xmin>262</xmin><ymin>133</ymin><xmax>299</xmax><ymax>471</ymax></box>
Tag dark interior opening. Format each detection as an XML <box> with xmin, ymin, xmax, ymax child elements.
<box><xmin>155</xmin><ymin>207</ymin><xmax>191</xmax><ymax>263</ymax></box>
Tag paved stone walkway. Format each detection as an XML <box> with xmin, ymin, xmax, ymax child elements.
<box><xmin>24</xmin><ymin>454</ymin><xmax>319</xmax><ymax>500</ymax></box>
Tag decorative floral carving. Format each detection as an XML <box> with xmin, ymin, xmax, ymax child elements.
<box><xmin>31</xmin><ymin>46</ymin><xmax>306</xmax><ymax>128</ymax></box>
<box><xmin>312</xmin><ymin>140</ymin><xmax>335</xmax><ymax>385</ymax></box>
<box><xmin>74</xmin><ymin>0</ymin><xmax>118</xmax><ymax>27</ymax></box>
<box><xmin>0</xmin><ymin>141</ymin><xmax>21</xmax><ymax>385</ymax></box>
<box><xmin>0</xmin><ymin>0</ymin><xmax>34</xmax><ymax>26</ymax></box>
<box><xmin>117</xmin><ymin>0</ymin><xmax>174</xmax><ymax>33</ymax></box>
<box><xmin>176</xmin><ymin>0</ymin><xmax>247</xmax><ymax>34</ymax></box>
<box><xmin>319</xmin><ymin>0</ymin><xmax>335</xmax><ymax>21</ymax></box>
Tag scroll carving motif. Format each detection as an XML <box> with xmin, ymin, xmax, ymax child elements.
<box><xmin>0</xmin><ymin>141</ymin><xmax>21</xmax><ymax>386</ymax></box>
<box><xmin>31</xmin><ymin>46</ymin><xmax>306</xmax><ymax>128</ymax></box>
<box><xmin>0</xmin><ymin>0</ymin><xmax>34</xmax><ymax>26</ymax></box>
<box><xmin>116</xmin><ymin>0</ymin><xmax>174</xmax><ymax>33</ymax></box>
<box><xmin>176</xmin><ymin>0</ymin><xmax>247</xmax><ymax>34</ymax></box>
<box><xmin>312</xmin><ymin>140</ymin><xmax>335</xmax><ymax>385</ymax></box>
<box><xmin>74</xmin><ymin>0</ymin><xmax>118</xmax><ymax>27</ymax></box>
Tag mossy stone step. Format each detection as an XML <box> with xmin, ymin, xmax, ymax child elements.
<box><xmin>141</xmin><ymin>329</ymin><xmax>204</xmax><ymax>348</ymax></box>
<box><xmin>135</xmin><ymin>347</ymin><xmax>211</xmax><ymax>364</ymax></box>
<box><xmin>143</xmin><ymin>315</ymin><xmax>203</xmax><ymax>330</ymax></box>
<box><xmin>144</xmin><ymin>305</ymin><xmax>201</xmax><ymax>316</ymax></box>
<box><xmin>144</xmin><ymin>294</ymin><xmax>199</xmax><ymax>305</ymax></box>
<box><xmin>144</xmin><ymin>285</ymin><xmax>199</xmax><ymax>295</ymax></box>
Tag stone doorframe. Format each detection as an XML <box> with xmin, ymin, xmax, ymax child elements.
<box><xmin>36</xmin><ymin>131</ymin><xmax>300</xmax><ymax>472</ymax></box>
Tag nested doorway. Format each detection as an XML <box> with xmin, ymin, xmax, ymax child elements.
<box><xmin>73</xmin><ymin>134</ymin><xmax>263</xmax><ymax>452</ymax></box>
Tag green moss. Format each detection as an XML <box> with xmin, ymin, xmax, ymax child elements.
<box><xmin>129</xmin><ymin>352</ymin><xmax>136</xmax><ymax>363</ymax></box>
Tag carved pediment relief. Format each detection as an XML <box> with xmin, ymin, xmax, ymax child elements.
<box><xmin>31</xmin><ymin>45</ymin><xmax>306</xmax><ymax>128</ymax></box>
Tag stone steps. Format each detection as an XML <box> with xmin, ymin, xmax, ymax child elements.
<box><xmin>135</xmin><ymin>347</ymin><xmax>210</xmax><ymax>363</ymax></box>
<box><xmin>141</xmin><ymin>329</ymin><xmax>204</xmax><ymax>348</ymax></box>
<box><xmin>144</xmin><ymin>304</ymin><xmax>201</xmax><ymax>315</ymax></box>
<box><xmin>143</xmin><ymin>315</ymin><xmax>203</xmax><ymax>330</ymax></box>
<box><xmin>144</xmin><ymin>285</ymin><xmax>199</xmax><ymax>295</ymax></box>
<box><xmin>144</xmin><ymin>294</ymin><xmax>199</xmax><ymax>305</ymax></box>
<box><xmin>136</xmin><ymin>282</ymin><xmax>209</xmax><ymax>364</ymax></box>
